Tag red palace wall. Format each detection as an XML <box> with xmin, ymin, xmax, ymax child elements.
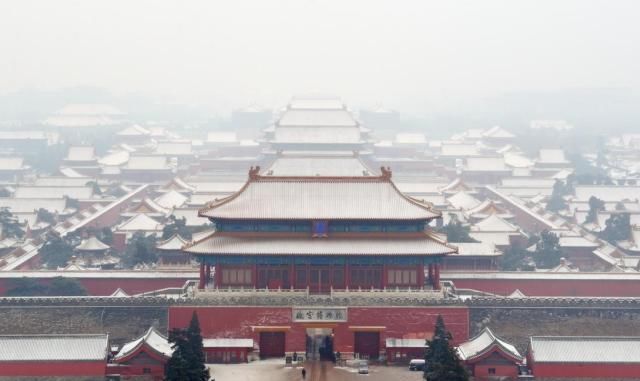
<box><xmin>444</xmin><ymin>277</ymin><xmax>640</xmax><ymax>297</ymax></box>
<box><xmin>472</xmin><ymin>364</ymin><xmax>519</xmax><ymax>380</ymax></box>
<box><xmin>0</xmin><ymin>361</ymin><xmax>106</xmax><ymax>377</ymax></box>
<box><xmin>169</xmin><ymin>306</ymin><xmax>469</xmax><ymax>355</ymax></box>
<box><xmin>530</xmin><ymin>363</ymin><xmax>640</xmax><ymax>378</ymax></box>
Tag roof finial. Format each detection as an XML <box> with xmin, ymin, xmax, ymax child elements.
<box><xmin>380</xmin><ymin>166</ymin><xmax>392</xmax><ymax>180</ymax></box>
<box><xmin>248</xmin><ymin>166</ymin><xmax>261</xmax><ymax>180</ymax></box>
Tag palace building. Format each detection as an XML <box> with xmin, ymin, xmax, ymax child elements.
<box><xmin>185</xmin><ymin>167</ymin><xmax>455</xmax><ymax>293</ymax></box>
<box><xmin>177</xmin><ymin>166</ymin><xmax>465</xmax><ymax>361</ymax></box>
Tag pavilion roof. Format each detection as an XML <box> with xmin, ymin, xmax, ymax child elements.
<box><xmin>456</xmin><ymin>327</ymin><xmax>522</xmax><ymax>362</ymax></box>
<box><xmin>184</xmin><ymin>232</ymin><xmax>456</xmax><ymax>256</ymax></box>
<box><xmin>75</xmin><ymin>236</ymin><xmax>110</xmax><ymax>252</ymax></box>
<box><xmin>472</xmin><ymin>214</ymin><xmax>519</xmax><ymax>232</ymax></box>
<box><xmin>113</xmin><ymin>327</ymin><xmax>173</xmax><ymax>362</ymax></box>
<box><xmin>116</xmin><ymin>214</ymin><xmax>163</xmax><ymax>232</ymax></box>
<box><xmin>199</xmin><ymin>168</ymin><xmax>440</xmax><ymax>221</ymax></box>
<box><xmin>156</xmin><ymin>234</ymin><xmax>188</xmax><ymax>251</ymax></box>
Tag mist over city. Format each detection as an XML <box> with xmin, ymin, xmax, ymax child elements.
<box><xmin>1</xmin><ymin>1</ymin><xmax>639</xmax><ymax>381</ymax></box>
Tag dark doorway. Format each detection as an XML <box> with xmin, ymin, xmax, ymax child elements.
<box><xmin>306</xmin><ymin>328</ymin><xmax>335</xmax><ymax>361</ymax></box>
<box><xmin>354</xmin><ymin>331</ymin><xmax>379</xmax><ymax>360</ymax></box>
<box><xmin>259</xmin><ymin>332</ymin><xmax>285</xmax><ymax>358</ymax></box>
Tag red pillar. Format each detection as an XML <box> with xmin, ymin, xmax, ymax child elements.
<box><xmin>289</xmin><ymin>263</ymin><xmax>295</xmax><ymax>289</ymax></box>
<box><xmin>205</xmin><ymin>265</ymin><xmax>211</xmax><ymax>288</ymax></box>
<box><xmin>252</xmin><ymin>264</ymin><xmax>257</xmax><ymax>288</ymax></box>
<box><xmin>382</xmin><ymin>264</ymin><xmax>388</xmax><ymax>289</ymax></box>
<box><xmin>345</xmin><ymin>263</ymin><xmax>350</xmax><ymax>289</ymax></box>
<box><xmin>215</xmin><ymin>265</ymin><xmax>222</xmax><ymax>288</ymax></box>
<box><xmin>434</xmin><ymin>263</ymin><xmax>441</xmax><ymax>290</ymax></box>
<box><xmin>417</xmin><ymin>264</ymin><xmax>425</xmax><ymax>289</ymax></box>
<box><xmin>198</xmin><ymin>262</ymin><xmax>205</xmax><ymax>290</ymax></box>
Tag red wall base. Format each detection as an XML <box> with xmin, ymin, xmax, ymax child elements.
<box><xmin>169</xmin><ymin>306</ymin><xmax>469</xmax><ymax>357</ymax></box>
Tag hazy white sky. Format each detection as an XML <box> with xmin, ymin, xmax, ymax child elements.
<box><xmin>1</xmin><ymin>0</ymin><xmax>639</xmax><ymax>113</ymax></box>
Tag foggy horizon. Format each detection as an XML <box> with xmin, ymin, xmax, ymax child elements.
<box><xmin>2</xmin><ymin>0</ymin><xmax>640</xmax><ymax>116</ymax></box>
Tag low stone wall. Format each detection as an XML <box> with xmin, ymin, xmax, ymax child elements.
<box><xmin>468</xmin><ymin>297</ymin><xmax>640</xmax><ymax>352</ymax></box>
<box><xmin>2</xmin><ymin>295</ymin><xmax>640</xmax><ymax>352</ymax></box>
<box><xmin>0</xmin><ymin>300</ymin><xmax>168</xmax><ymax>345</ymax></box>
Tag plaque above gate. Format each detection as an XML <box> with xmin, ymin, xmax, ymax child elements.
<box><xmin>292</xmin><ymin>307</ymin><xmax>348</xmax><ymax>322</ymax></box>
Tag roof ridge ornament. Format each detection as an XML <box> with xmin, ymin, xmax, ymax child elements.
<box><xmin>248</xmin><ymin>166</ymin><xmax>261</xmax><ymax>180</ymax></box>
<box><xmin>380</xmin><ymin>166</ymin><xmax>392</xmax><ymax>180</ymax></box>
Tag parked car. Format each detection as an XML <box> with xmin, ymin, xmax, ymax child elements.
<box><xmin>358</xmin><ymin>361</ymin><xmax>369</xmax><ymax>374</ymax></box>
<box><xmin>409</xmin><ymin>359</ymin><xmax>425</xmax><ymax>371</ymax></box>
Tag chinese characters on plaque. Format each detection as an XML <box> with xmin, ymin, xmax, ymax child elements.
<box><xmin>292</xmin><ymin>307</ymin><xmax>348</xmax><ymax>322</ymax></box>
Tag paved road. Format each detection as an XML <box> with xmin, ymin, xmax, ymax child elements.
<box><xmin>208</xmin><ymin>359</ymin><xmax>423</xmax><ymax>381</ymax></box>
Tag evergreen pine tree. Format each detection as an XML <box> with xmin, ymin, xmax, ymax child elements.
<box><xmin>424</xmin><ymin>315</ymin><xmax>469</xmax><ymax>381</ymax></box>
<box><xmin>165</xmin><ymin>313</ymin><xmax>209</xmax><ymax>381</ymax></box>
<box><xmin>186</xmin><ymin>312</ymin><xmax>209</xmax><ymax>381</ymax></box>
<box><xmin>165</xmin><ymin>328</ymin><xmax>192</xmax><ymax>381</ymax></box>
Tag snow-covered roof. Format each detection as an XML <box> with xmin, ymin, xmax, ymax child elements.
<box><xmin>537</xmin><ymin>149</ymin><xmax>569</xmax><ymax>165</ymax></box>
<box><xmin>507</xmin><ymin>289</ymin><xmax>527</xmax><ymax>298</ymax></box>
<box><xmin>185</xmin><ymin>233</ymin><xmax>456</xmax><ymax>256</ymax></box>
<box><xmin>117</xmin><ymin>214</ymin><xmax>163</xmax><ymax>232</ymax></box>
<box><xmin>1</xmin><ymin>198</ymin><xmax>68</xmax><ymax>214</ymax></box>
<box><xmin>278</xmin><ymin>109</ymin><xmax>357</xmax><ymax>127</ymax></box>
<box><xmin>457</xmin><ymin>327</ymin><xmax>522</xmax><ymax>362</ymax></box>
<box><xmin>529</xmin><ymin>336</ymin><xmax>640</xmax><ymax>363</ymax></box>
<box><xmin>447</xmin><ymin>191</ymin><xmax>481</xmax><ymax>210</ymax></box>
<box><xmin>113</xmin><ymin>327</ymin><xmax>173</xmax><ymax>361</ymax></box>
<box><xmin>482</xmin><ymin>126</ymin><xmax>515</xmax><ymax>139</ymax></box>
<box><xmin>574</xmin><ymin>186</ymin><xmax>640</xmax><ymax>203</ymax></box>
<box><xmin>154</xmin><ymin>190</ymin><xmax>188</xmax><ymax>209</ymax></box>
<box><xmin>124</xmin><ymin>156</ymin><xmax>170</xmax><ymax>170</ymax></box>
<box><xmin>206</xmin><ymin>131</ymin><xmax>238</xmax><ymax>143</ymax></box>
<box><xmin>171</xmin><ymin>208</ymin><xmax>209</xmax><ymax>227</ymax></box>
<box><xmin>110</xmin><ymin>288</ymin><xmax>130</xmax><ymax>297</ymax></box>
<box><xmin>472</xmin><ymin>215</ymin><xmax>519</xmax><ymax>232</ymax></box>
<box><xmin>199</xmin><ymin>173</ymin><xmax>440</xmax><ymax>221</ymax></box>
<box><xmin>75</xmin><ymin>236</ymin><xmax>110</xmax><ymax>252</ymax></box>
<box><xmin>440</xmin><ymin>144</ymin><xmax>479</xmax><ymax>157</ymax></box>
<box><xmin>468</xmin><ymin>232</ymin><xmax>512</xmax><ymax>247</ymax></box>
<box><xmin>288</xmin><ymin>98</ymin><xmax>344</xmax><ymax>110</ymax></box>
<box><xmin>558</xmin><ymin>236</ymin><xmax>599</xmax><ymax>248</ymax></box>
<box><xmin>0</xmin><ymin>334</ymin><xmax>109</xmax><ymax>361</ymax></box>
<box><xmin>264</xmin><ymin>156</ymin><xmax>373</xmax><ymax>177</ymax></box>
<box><xmin>117</xmin><ymin>124</ymin><xmax>150</xmax><ymax>136</ymax></box>
<box><xmin>274</xmin><ymin>126</ymin><xmax>362</xmax><ymax>144</ymax></box>
<box><xmin>13</xmin><ymin>186</ymin><xmax>93</xmax><ymax>199</ymax></box>
<box><xmin>452</xmin><ymin>242</ymin><xmax>502</xmax><ymax>257</ymax></box>
<box><xmin>503</xmin><ymin>153</ymin><xmax>534</xmax><ymax>168</ymax></box>
<box><xmin>98</xmin><ymin>150</ymin><xmax>130</xmax><ymax>166</ymax></box>
<box><xmin>65</xmin><ymin>146</ymin><xmax>96</xmax><ymax>162</ymax></box>
<box><xmin>156</xmin><ymin>234</ymin><xmax>188</xmax><ymax>251</ymax></box>
<box><xmin>465</xmin><ymin>157</ymin><xmax>508</xmax><ymax>172</ymax></box>
<box><xmin>395</xmin><ymin>133</ymin><xmax>426</xmax><ymax>144</ymax></box>
<box><xmin>0</xmin><ymin>157</ymin><xmax>26</xmax><ymax>170</ymax></box>
<box><xmin>155</xmin><ymin>141</ymin><xmax>192</xmax><ymax>156</ymax></box>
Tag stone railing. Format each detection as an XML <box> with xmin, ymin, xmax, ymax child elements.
<box><xmin>193</xmin><ymin>286</ymin><xmax>449</xmax><ymax>306</ymax></box>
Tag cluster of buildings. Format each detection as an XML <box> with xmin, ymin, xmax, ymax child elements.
<box><xmin>1</xmin><ymin>96</ymin><xmax>640</xmax><ymax>379</ymax></box>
